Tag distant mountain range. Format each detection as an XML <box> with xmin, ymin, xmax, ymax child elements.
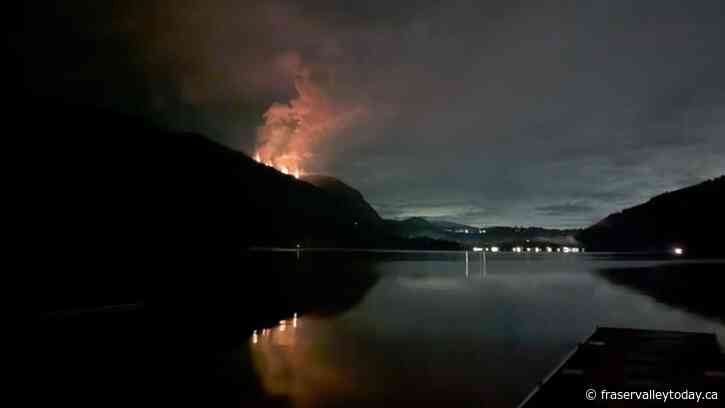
<box><xmin>577</xmin><ymin>176</ymin><xmax>725</xmax><ymax>255</ymax></box>
<box><xmin>386</xmin><ymin>217</ymin><xmax>580</xmax><ymax>246</ymax></box>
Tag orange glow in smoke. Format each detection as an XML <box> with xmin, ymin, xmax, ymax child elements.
<box><xmin>253</xmin><ymin>53</ymin><xmax>367</xmax><ymax>181</ymax></box>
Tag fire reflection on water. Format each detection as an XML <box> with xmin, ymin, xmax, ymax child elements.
<box><xmin>248</xmin><ymin>313</ymin><xmax>361</xmax><ymax>405</ymax></box>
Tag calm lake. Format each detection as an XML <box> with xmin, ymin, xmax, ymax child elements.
<box><xmin>221</xmin><ymin>252</ymin><xmax>725</xmax><ymax>407</ymax></box>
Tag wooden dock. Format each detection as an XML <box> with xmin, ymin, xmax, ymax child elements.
<box><xmin>518</xmin><ymin>327</ymin><xmax>725</xmax><ymax>407</ymax></box>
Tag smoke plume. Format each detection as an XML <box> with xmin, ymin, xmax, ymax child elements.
<box><xmin>254</xmin><ymin>52</ymin><xmax>367</xmax><ymax>174</ymax></box>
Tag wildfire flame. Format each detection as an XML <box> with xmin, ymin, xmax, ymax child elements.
<box><xmin>255</xmin><ymin>151</ymin><xmax>303</xmax><ymax>179</ymax></box>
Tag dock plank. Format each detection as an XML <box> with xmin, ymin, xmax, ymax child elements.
<box><xmin>519</xmin><ymin>327</ymin><xmax>724</xmax><ymax>407</ymax></box>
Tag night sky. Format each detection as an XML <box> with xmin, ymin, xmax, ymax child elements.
<box><xmin>16</xmin><ymin>1</ymin><xmax>725</xmax><ymax>228</ymax></box>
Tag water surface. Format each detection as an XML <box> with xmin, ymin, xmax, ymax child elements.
<box><xmin>230</xmin><ymin>252</ymin><xmax>725</xmax><ymax>407</ymax></box>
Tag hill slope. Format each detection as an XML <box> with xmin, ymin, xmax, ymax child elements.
<box><xmin>300</xmin><ymin>174</ymin><xmax>384</xmax><ymax>229</ymax></box>
<box><xmin>577</xmin><ymin>176</ymin><xmax>725</xmax><ymax>255</ymax></box>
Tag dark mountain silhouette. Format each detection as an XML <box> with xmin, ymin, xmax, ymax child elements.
<box><xmin>23</xmin><ymin>106</ymin><xmax>461</xmax><ymax>309</ymax></box>
<box><xmin>160</xmin><ymin>133</ymin><xmax>387</xmax><ymax>250</ymax></box>
<box><xmin>386</xmin><ymin>217</ymin><xmax>445</xmax><ymax>239</ymax></box>
<box><xmin>300</xmin><ymin>174</ymin><xmax>384</xmax><ymax>229</ymax></box>
<box><xmin>577</xmin><ymin>176</ymin><xmax>725</xmax><ymax>255</ymax></box>
<box><xmin>163</xmin><ymin>137</ymin><xmax>457</xmax><ymax>250</ymax></box>
<box><xmin>428</xmin><ymin>220</ymin><xmax>475</xmax><ymax>230</ymax></box>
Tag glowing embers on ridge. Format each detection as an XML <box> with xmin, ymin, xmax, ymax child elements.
<box><xmin>254</xmin><ymin>152</ymin><xmax>304</xmax><ymax>179</ymax></box>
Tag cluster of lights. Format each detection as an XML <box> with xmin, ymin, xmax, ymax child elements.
<box><xmin>471</xmin><ymin>246</ymin><xmax>500</xmax><ymax>252</ymax></box>
<box><xmin>508</xmin><ymin>246</ymin><xmax>584</xmax><ymax>253</ymax></box>
<box><xmin>500</xmin><ymin>246</ymin><xmax>679</xmax><ymax>255</ymax></box>
<box><xmin>450</xmin><ymin>228</ymin><xmax>488</xmax><ymax>234</ymax></box>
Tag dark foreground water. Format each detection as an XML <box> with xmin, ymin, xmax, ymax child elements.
<box><xmin>226</xmin><ymin>252</ymin><xmax>725</xmax><ymax>408</ymax></box>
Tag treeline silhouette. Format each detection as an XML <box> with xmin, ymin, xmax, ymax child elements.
<box><xmin>577</xmin><ymin>176</ymin><xmax>725</xmax><ymax>256</ymax></box>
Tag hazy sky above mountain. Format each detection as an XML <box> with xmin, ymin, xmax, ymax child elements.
<box><xmin>16</xmin><ymin>1</ymin><xmax>725</xmax><ymax>227</ymax></box>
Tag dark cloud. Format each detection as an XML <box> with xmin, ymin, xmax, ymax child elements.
<box><xmin>16</xmin><ymin>0</ymin><xmax>725</xmax><ymax>227</ymax></box>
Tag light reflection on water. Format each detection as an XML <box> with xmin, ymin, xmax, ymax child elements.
<box><xmin>249</xmin><ymin>312</ymin><xmax>370</xmax><ymax>406</ymax></box>
<box><xmin>244</xmin><ymin>254</ymin><xmax>725</xmax><ymax>407</ymax></box>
